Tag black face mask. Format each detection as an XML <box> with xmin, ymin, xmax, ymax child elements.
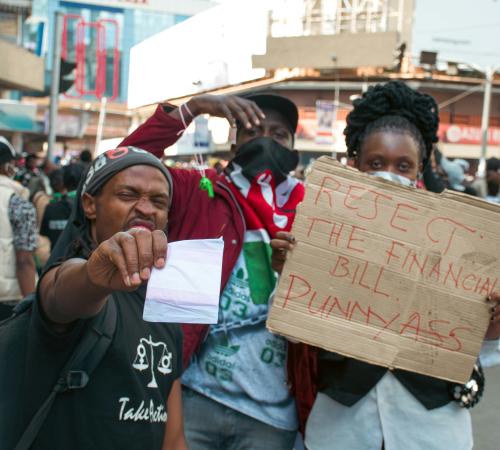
<box><xmin>227</xmin><ymin>137</ymin><xmax>299</xmax><ymax>185</ymax></box>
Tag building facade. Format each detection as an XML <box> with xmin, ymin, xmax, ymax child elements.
<box><xmin>1</xmin><ymin>0</ymin><xmax>216</xmax><ymax>155</ymax></box>
<box><xmin>0</xmin><ymin>0</ymin><xmax>44</xmax><ymax>150</ymax></box>
<box><xmin>129</xmin><ymin>0</ymin><xmax>500</xmax><ymax>162</ymax></box>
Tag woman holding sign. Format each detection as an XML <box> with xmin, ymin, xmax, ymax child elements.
<box><xmin>272</xmin><ymin>81</ymin><xmax>500</xmax><ymax>450</ymax></box>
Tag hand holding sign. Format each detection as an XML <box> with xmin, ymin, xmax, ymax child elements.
<box><xmin>486</xmin><ymin>292</ymin><xmax>500</xmax><ymax>339</ymax></box>
<box><xmin>271</xmin><ymin>232</ymin><xmax>296</xmax><ymax>274</ymax></box>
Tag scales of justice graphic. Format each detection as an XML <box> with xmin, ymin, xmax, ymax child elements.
<box><xmin>132</xmin><ymin>335</ymin><xmax>173</xmax><ymax>388</ymax></box>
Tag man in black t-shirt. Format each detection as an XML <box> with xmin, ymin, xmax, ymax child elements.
<box><xmin>40</xmin><ymin>163</ymin><xmax>85</xmax><ymax>249</ymax></box>
<box><xmin>39</xmin><ymin>195</ymin><xmax>72</xmax><ymax>248</ymax></box>
<box><xmin>8</xmin><ymin>148</ymin><xmax>187</xmax><ymax>450</ymax></box>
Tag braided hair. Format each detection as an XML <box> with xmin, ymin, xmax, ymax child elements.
<box><xmin>344</xmin><ymin>81</ymin><xmax>439</xmax><ymax>167</ymax></box>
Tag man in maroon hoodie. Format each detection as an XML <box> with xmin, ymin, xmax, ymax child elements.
<box><xmin>119</xmin><ymin>93</ymin><xmax>304</xmax><ymax>449</ymax></box>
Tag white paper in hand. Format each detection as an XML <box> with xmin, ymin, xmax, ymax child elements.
<box><xmin>144</xmin><ymin>238</ymin><xmax>224</xmax><ymax>324</ymax></box>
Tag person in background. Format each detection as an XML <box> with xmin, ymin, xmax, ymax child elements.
<box><xmin>15</xmin><ymin>153</ymin><xmax>42</xmax><ymax>189</ymax></box>
<box><xmin>79</xmin><ymin>149</ymin><xmax>92</xmax><ymax>167</ymax></box>
<box><xmin>29</xmin><ymin>164</ymin><xmax>62</xmax><ymax>271</ymax></box>
<box><xmin>485</xmin><ymin>157</ymin><xmax>500</xmax><ymax>203</ymax></box>
<box><xmin>0</xmin><ymin>136</ymin><xmax>37</xmax><ymax>320</ymax></box>
<box><xmin>41</xmin><ymin>163</ymin><xmax>85</xmax><ymax>249</ymax></box>
<box><xmin>116</xmin><ymin>92</ymin><xmax>303</xmax><ymax>449</ymax></box>
<box><xmin>30</xmin><ymin>167</ymin><xmax>52</xmax><ymax>228</ymax></box>
<box><xmin>48</xmin><ymin>168</ymin><xmax>65</xmax><ymax>197</ymax></box>
<box><xmin>422</xmin><ymin>147</ymin><xmax>446</xmax><ymax>193</ymax></box>
<box><xmin>439</xmin><ymin>156</ymin><xmax>477</xmax><ymax>196</ymax></box>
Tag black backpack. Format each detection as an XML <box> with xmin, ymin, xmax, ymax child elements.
<box><xmin>0</xmin><ymin>294</ymin><xmax>117</xmax><ymax>450</ymax></box>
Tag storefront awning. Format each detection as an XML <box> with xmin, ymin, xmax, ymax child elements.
<box><xmin>439</xmin><ymin>143</ymin><xmax>500</xmax><ymax>159</ymax></box>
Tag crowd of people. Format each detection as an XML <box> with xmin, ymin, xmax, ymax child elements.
<box><xmin>0</xmin><ymin>81</ymin><xmax>500</xmax><ymax>450</ymax></box>
<box><xmin>0</xmin><ymin>143</ymin><xmax>90</xmax><ymax>321</ymax></box>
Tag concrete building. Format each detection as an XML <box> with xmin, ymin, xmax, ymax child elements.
<box><xmin>128</xmin><ymin>0</ymin><xmax>500</xmax><ymax>164</ymax></box>
<box><xmin>0</xmin><ymin>0</ymin><xmax>44</xmax><ymax>92</ymax></box>
<box><xmin>1</xmin><ymin>0</ymin><xmax>217</xmax><ymax>156</ymax></box>
<box><xmin>0</xmin><ymin>0</ymin><xmax>44</xmax><ymax>151</ymax></box>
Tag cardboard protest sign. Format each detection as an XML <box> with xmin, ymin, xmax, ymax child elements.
<box><xmin>267</xmin><ymin>157</ymin><xmax>500</xmax><ymax>383</ymax></box>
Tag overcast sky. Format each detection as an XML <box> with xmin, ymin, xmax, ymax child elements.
<box><xmin>412</xmin><ymin>0</ymin><xmax>500</xmax><ymax>69</ymax></box>
<box><xmin>213</xmin><ymin>0</ymin><xmax>500</xmax><ymax>69</ymax></box>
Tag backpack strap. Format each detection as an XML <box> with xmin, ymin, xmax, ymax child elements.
<box><xmin>14</xmin><ymin>298</ymin><xmax>117</xmax><ymax>450</ymax></box>
<box><xmin>0</xmin><ymin>294</ymin><xmax>36</xmax><ymax>328</ymax></box>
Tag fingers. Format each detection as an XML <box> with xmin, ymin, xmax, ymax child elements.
<box><xmin>226</xmin><ymin>97</ymin><xmax>263</xmax><ymax>129</ymax></box>
<box><xmin>189</xmin><ymin>94</ymin><xmax>265</xmax><ymax>129</ymax></box>
<box><xmin>486</xmin><ymin>292</ymin><xmax>500</xmax><ymax>325</ymax></box>
<box><xmin>90</xmin><ymin>229</ymin><xmax>166</xmax><ymax>290</ymax></box>
<box><xmin>129</xmin><ymin>229</ymin><xmax>153</xmax><ymax>281</ymax></box>
<box><xmin>220</xmin><ymin>103</ymin><xmax>236</xmax><ymax>128</ymax></box>
<box><xmin>112</xmin><ymin>229</ymin><xmax>166</xmax><ymax>287</ymax></box>
<box><xmin>152</xmin><ymin>230</ymin><xmax>168</xmax><ymax>268</ymax></box>
<box><xmin>100</xmin><ymin>240</ymin><xmax>132</xmax><ymax>288</ymax></box>
<box><xmin>490</xmin><ymin>313</ymin><xmax>500</xmax><ymax>324</ymax></box>
<box><xmin>488</xmin><ymin>292</ymin><xmax>500</xmax><ymax>304</ymax></box>
<box><xmin>275</xmin><ymin>231</ymin><xmax>296</xmax><ymax>243</ymax></box>
<box><xmin>271</xmin><ymin>233</ymin><xmax>296</xmax><ymax>275</ymax></box>
<box><xmin>116</xmin><ymin>232</ymin><xmax>142</xmax><ymax>286</ymax></box>
<box><xmin>234</xmin><ymin>97</ymin><xmax>264</xmax><ymax>128</ymax></box>
<box><xmin>127</xmin><ymin>228</ymin><xmax>168</xmax><ymax>282</ymax></box>
<box><xmin>270</xmin><ymin>239</ymin><xmax>294</xmax><ymax>254</ymax></box>
<box><xmin>488</xmin><ymin>293</ymin><xmax>500</xmax><ymax>323</ymax></box>
<box><xmin>250</xmin><ymin>99</ymin><xmax>266</xmax><ymax>121</ymax></box>
<box><xmin>485</xmin><ymin>292</ymin><xmax>500</xmax><ymax>340</ymax></box>
<box><xmin>227</xmin><ymin>98</ymin><xmax>252</xmax><ymax>129</ymax></box>
<box><xmin>270</xmin><ymin>234</ymin><xmax>295</xmax><ymax>259</ymax></box>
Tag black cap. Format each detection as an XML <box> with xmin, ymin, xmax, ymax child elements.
<box><xmin>0</xmin><ymin>136</ymin><xmax>18</xmax><ymax>164</ymax></box>
<box><xmin>240</xmin><ymin>92</ymin><xmax>299</xmax><ymax>134</ymax></box>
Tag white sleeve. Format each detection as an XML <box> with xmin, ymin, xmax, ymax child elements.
<box><xmin>479</xmin><ymin>339</ymin><xmax>500</xmax><ymax>368</ymax></box>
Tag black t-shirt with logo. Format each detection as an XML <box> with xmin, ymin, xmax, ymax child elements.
<box><xmin>12</xmin><ymin>287</ymin><xmax>183</xmax><ymax>450</ymax></box>
<box><xmin>40</xmin><ymin>197</ymin><xmax>74</xmax><ymax>248</ymax></box>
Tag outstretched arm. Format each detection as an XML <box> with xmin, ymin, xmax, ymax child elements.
<box><xmin>120</xmin><ymin>95</ymin><xmax>265</xmax><ymax>157</ymax></box>
<box><xmin>174</xmin><ymin>94</ymin><xmax>265</xmax><ymax>130</ymax></box>
<box><xmin>39</xmin><ymin>229</ymin><xmax>167</xmax><ymax>326</ymax></box>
